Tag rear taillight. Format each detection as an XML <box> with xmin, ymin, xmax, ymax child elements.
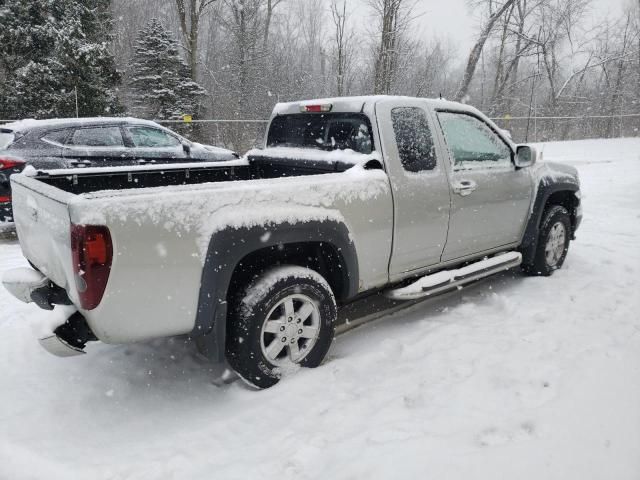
<box><xmin>0</xmin><ymin>196</ymin><xmax>10</xmax><ymax>203</ymax></box>
<box><xmin>71</xmin><ymin>224</ymin><xmax>113</xmax><ymax>310</ymax></box>
<box><xmin>0</xmin><ymin>157</ymin><xmax>25</xmax><ymax>170</ymax></box>
<box><xmin>300</xmin><ymin>104</ymin><xmax>332</xmax><ymax>113</ymax></box>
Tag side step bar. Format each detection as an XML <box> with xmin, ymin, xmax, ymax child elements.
<box><xmin>386</xmin><ymin>252</ymin><xmax>522</xmax><ymax>301</ymax></box>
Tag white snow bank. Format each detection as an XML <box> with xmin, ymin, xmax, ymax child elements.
<box><xmin>0</xmin><ymin>137</ymin><xmax>639</xmax><ymax>479</ymax></box>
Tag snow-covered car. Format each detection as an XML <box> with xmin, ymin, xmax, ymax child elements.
<box><xmin>2</xmin><ymin>96</ymin><xmax>582</xmax><ymax>388</ymax></box>
<box><xmin>0</xmin><ymin>117</ymin><xmax>238</xmax><ymax>222</ymax></box>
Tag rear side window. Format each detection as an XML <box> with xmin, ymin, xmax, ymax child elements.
<box><xmin>0</xmin><ymin>131</ymin><xmax>15</xmax><ymax>149</ymax></box>
<box><xmin>391</xmin><ymin>107</ymin><xmax>436</xmax><ymax>172</ymax></box>
<box><xmin>41</xmin><ymin>130</ymin><xmax>70</xmax><ymax>146</ymax></box>
<box><xmin>127</xmin><ymin>127</ymin><xmax>181</xmax><ymax>148</ymax></box>
<box><xmin>267</xmin><ymin>113</ymin><xmax>374</xmax><ymax>154</ymax></box>
<box><xmin>70</xmin><ymin>127</ymin><xmax>124</xmax><ymax>147</ymax></box>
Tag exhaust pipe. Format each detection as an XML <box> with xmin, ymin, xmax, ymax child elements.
<box><xmin>39</xmin><ymin>312</ymin><xmax>97</xmax><ymax>357</ymax></box>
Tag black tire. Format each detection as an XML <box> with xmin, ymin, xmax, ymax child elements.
<box><xmin>523</xmin><ymin>205</ymin><xmax>571</xmax><ymax>276</ymax></box>
<box><xmin>226</xmin><ymin>265</ymin><xmax>337</xmax><ymax>389</ymax></box>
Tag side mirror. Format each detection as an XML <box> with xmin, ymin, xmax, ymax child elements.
<box><xmin>515</xmin><ymin>145</ymin><xmax>539</xmax><ymax>168</ymax></box>
<box><xmin>182</xmin><ymin>141</ymin><xmax>191</xmax><ymax>156</ymax></box>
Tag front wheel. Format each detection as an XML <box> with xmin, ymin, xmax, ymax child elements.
<box><xmin>523</xmin><ymin>205</ymin><xmax>571</xmax><ymax>276</ymax></box>
<box><xmin>226</xmin><ymin>266</ymin><xmax>337</xmax><ymax>389</ymax></box>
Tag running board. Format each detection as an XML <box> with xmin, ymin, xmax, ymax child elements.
<box><xmin>386</xmin><ymin>252</ymin><xmax>522</xmax><ymax>301</ymax></box>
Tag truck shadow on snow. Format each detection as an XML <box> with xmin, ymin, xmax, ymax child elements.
<box><xmin>78</xmin><ymin>269</ymin><xmax>527</xmax><ymax>397</ymax></box>
<box><xmin>0</xmin><ymin>223</ymin><xmax>17</xmax><ymax>242</ymax></box>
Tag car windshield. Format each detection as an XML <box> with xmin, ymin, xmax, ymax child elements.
<box><xmin>267</xmin><ymin>113</ymin><xmax>374</xmax><ymax>154</ymax></box>
<box><xmin>0</xmin><ymin>131</ymin><xmax>15</xmax><ymax>149</ymax></box>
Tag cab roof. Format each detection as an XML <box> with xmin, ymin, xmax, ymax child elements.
<box><xmin>272</xmin><ymin>95</ymin><xmax>481</xmax><ymax>116</ymax></box>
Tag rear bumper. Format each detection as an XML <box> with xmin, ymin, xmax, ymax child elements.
<box><xmin>2</xmin><ymin>268</ymin><xmax>97</xmax><ymax>357</ymax></box>
<box><xmin>2</xmin><ymin>267</ymin><xmax>73</xmax><ymax>310</ymax></box>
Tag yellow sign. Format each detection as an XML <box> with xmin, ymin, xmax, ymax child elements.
<box><xmin>183</xmin><ymin>114</ymin><xmax>192</xmax><ymax>123</ymax></box>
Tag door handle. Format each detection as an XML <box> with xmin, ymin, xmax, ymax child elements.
<box><xmin>68</xmin><ymin>160</ymin><xmax>92</xmax><ymax>167</ymax></box>
<box><xmin>453</xmin><ymin>179</ymin><xmax>477</xmax><ymax>196</ymax></box>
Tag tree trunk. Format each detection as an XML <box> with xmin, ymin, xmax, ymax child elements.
<box><xmin>374</xmin><ymin>0</ymin><xmax>402</xmax><ymax>95</ymax></box>
<box><xmin>455</xmin><ymin>0</ymin><xmax>516</xmax><ymax>102</ymax></box>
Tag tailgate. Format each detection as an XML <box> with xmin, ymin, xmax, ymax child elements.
<box><xmin>10</xmin><ymin>174</ymin><xmax>76</xmax><ymax>292</ymax></box>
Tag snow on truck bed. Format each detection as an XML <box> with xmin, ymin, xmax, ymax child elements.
<box><xmin>246</xmin><ymin>146</ymin><xmax>378</xmax><ymax>165</ymax></box>
<box><xmin>1</xmin><ymin>137</ymin><xmax>639</xmax><ymax>479</ymax></box>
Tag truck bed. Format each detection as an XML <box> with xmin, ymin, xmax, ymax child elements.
<box><xmin>31</xmin><ymin>154</ymin><xmax>361</xmax><ymax>195</ymax></box>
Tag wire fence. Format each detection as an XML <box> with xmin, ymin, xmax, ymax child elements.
<box><xmin>489</xmin><ymin>113</ymin><xmax>640</xmax><ymax>144</ymax></box>
<box><xmin>157</xmin><ymin>113</ymin><xmax>640</xmax><ymax>151</ymax></box>
<box><xmin>4</xmin><ymin>113</ymin><xmax>640</xmax><ymax>152</ymax></box>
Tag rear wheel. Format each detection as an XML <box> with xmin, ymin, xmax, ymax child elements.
<box><xmin>523</xmin><ymin>205</ymin><xmax>571</xmax><ymax>276</ymax></box>
<box><xmin>226</xmin><ymin>266</ymin><xmax>337</xmax><ymax>389</ymax></box>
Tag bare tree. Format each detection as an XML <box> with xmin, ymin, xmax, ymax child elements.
<box><xmin>368</xmin><ymin>0</ymin><xmax>415</xmax><ymax>94</ymax></box>
<box><xmin>455</xmin><ymin>0</ymin><xmax>516</xmax><ymax>102</ymax></box>
<box><xmin>330</xmin><ymin>0</ymin><xmax>354</xmax><ymax>96</ymax></box>
<box><xmin>263</xmin><ymin>0</ymin><xmax>284</xmax><ymax>49</ymax></box>
<box><xmin>175</xmin><ymin>0</ymin><xmax>219</xmax><ymax>80</ymax></box>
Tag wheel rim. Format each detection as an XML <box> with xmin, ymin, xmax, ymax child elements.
<box><xmin>545</xmin><ymin>221</ymin><xmax>566</xmax><ymax>267</ymax></box>
<box><xmin>260</xmin><ymin>293</ymin><xmax>321</xmax><ymax>366</ymax></box>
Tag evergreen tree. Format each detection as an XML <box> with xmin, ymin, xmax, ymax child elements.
<box><xmin>128</xmin><ymin>19</ymin><xmax>206</xmax><ymax>120</ymax></box>
<box><xmin>0</xmin><ymin>0</ymin><xmax>121</xmax><ymax>119</ymax></box>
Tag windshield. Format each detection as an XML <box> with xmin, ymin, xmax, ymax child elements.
<box><xmin>267</xmin><ymin>113</ymin><xmax>374</xmax><ymax>154</ymax></box>
<box><xmin>0</xmin><ymin>131</ymin><xmax>15</xmax><ymax>150</ymax></box>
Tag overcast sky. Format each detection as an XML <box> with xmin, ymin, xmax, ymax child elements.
<box><xmin>353</xmin><ymin>0</ymin><xmax>631</xmax><ymax>58</ymax></box>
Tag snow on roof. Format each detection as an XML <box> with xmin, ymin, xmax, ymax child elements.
<box><xmin>272</xmin><ymin>95</ymin><xmax>475</xmax><ymax>116</ymax></box>
<box><xmin>0</xmin><ymin>117</ymin><xmax>163</xmax><ymax>133</ymax></box>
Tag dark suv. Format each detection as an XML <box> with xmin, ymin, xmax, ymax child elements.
<box><xmin>0</xmin><ymin>117</ymin><xmax>238</xmax><ymax>222</ymax></box>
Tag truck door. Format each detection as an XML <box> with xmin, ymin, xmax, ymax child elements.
<box><xmin>435</xmin><ymin>110</ymin><xmax>532</xmax><ymax>261</ymax></box>
<box><xmin>376</xmin><ymin>99</ymin><xmax>451</xmax><ymax>278</ymax></box>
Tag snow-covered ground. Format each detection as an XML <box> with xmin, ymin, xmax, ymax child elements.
<box><xmin>1</xmin><ymin>137</ymin><xmax>639</xmax><ymax>479</ymax></box>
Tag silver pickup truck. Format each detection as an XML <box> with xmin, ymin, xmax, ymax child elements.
<box><xmin>3</xmin><ymin>96</ymin><xmax>582</xmax><ymax>388</ymax></box>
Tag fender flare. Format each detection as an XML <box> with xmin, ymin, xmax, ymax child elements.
<box><xmin>520</xmin><ymin>181</ymin><xmax>579</xmax><ymax>264</ymax></box>
<box><xmin>192</xmin><ymin>220</ymin><xmax>359</xmax><ymax>361</ymax></box>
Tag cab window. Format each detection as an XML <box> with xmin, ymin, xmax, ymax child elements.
<box><xmin>391</xmin><ymin>107</ymin><xmax>436</xmax><ymax>172</ymax></box>
<box><xmin>267</xmin><ymin>113</ymin><xmax>374</xmax><ymax>154</ymax></box>
<box><xmin>437</xmin><ymin>112</ymin><xmax>512</xmax><ymax>169</ymax></box>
